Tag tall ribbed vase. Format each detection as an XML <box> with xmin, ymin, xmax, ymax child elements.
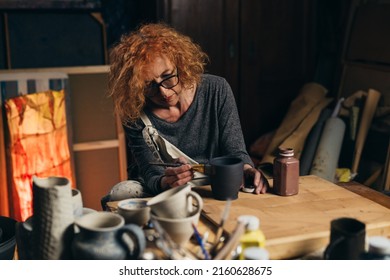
<box><xmin>32</xmin><ymin>176</ymin><xmax>74</xmax><ymax>259</ymax></box>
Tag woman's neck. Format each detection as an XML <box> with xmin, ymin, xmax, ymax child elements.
<box><xmin>149</xmin><ymin>85</ymin><xmax>196</xmax><ymax>122</ymax></box>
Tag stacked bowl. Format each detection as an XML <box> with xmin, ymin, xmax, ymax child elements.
<box><xmin>147</xmin><ymin>184</ymin><xmax>203</xmax><ymax>245</ymax></box>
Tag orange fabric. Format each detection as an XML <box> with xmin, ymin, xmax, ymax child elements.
<box><xmin>5</xmin><ymin>90</ymin><xmax>73</xmax><ymax>221</ymax></box>
<box><xmin>0</xmin><ymin>106</ymin><xmax>10</xmax><ymax>217</ymax></box>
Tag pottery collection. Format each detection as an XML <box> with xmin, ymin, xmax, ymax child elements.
<box><xmin>13</xmin><ymin>176</ymin><xmax>146</xmax><ymax>260</ymax></box>
<box><xmin>12</xmin><ymin>175</ymin><xmax>205</xmax><ymax>260</ymax></box>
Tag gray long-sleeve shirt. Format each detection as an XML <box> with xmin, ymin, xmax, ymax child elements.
<box><xmin>124</xmin><ymin>74</ymin><xmax>253</xmax><ymax>195</ymax></box>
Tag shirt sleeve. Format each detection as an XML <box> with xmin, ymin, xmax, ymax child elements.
<box><xmin>216</xmin><ymin>78</ymin><xmax>254</xmax><ymax>167</ymax></box>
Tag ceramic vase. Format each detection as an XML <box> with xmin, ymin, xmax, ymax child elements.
<box><xmin>72</xmin><ymin>189</ymin><xmax>83</xmax><ymax>217</ymax></box>
<box><xmin>32</xmin><ymin>176</ymin><xmax>74</xmax><ymax>260</ymax></box>
<box><xmin>71</xmin><ymin>211</ymin><xmax>146</xmax><ymax>260</ymax></box>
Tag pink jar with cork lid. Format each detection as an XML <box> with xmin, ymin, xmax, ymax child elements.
<box><xmin>273</xmin><ymin>147</ymin><xmax>299</xmax><ymax>196</ymax></box>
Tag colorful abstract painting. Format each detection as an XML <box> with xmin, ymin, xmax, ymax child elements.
<box><xmin>4</xmin><ymin>90</ymin><xmax>73</xmax><ymax>221</ymax></box>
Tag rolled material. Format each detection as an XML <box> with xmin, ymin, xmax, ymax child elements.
<box><xmin>310</xmin><ymin>117</ymin><xmax>346</xmax><ymax>182</ymax></box>
<box><xmin>300</xmin><ymin>108</ymin><xmax>332</xmax><ymax>176</ymax></box>
<box><xmin>261</xmin><ymin>83</ymin><xmax>329</xmax><ymax>163</ymax></box>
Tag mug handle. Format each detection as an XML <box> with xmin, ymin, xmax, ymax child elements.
<box><xmin>187</xmin><ymin>191</ymin><xmax>204</xmax><ymax>216</ymax></box>
<box><xmin>117</xmin><ymin>224</ymin><xmax>146</xmax><ymax>260</ymax></box>
<box><xmin>323</xmin><ymin>236</ymin><xmax>344</xmax><ymax>260</ymax></box>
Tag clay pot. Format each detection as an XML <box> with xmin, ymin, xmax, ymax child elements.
<box><xmin>71</xmin><ymin>212</ymin><xmax>146</xmax><ymax>260</ymax></box>
<box><xmin>0</xmin><ymin>216</ymin><xmax>17</xmax><ymax>260</ymax></box>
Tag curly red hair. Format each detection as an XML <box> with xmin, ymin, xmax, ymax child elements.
<box><xmin>108</xmin><ymin>23</ymin><xmax>209</xmax><ymax>125</ymax></box>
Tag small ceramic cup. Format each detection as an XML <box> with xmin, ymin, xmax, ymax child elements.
<box><xmin>117</xmin><ymin>198</ymin><xmax>151</xmax><ymax>227</ymax></box>
<box><xmin>151</xmin><ymin>202</ymin><xmax>202</xmax><ymax>245</ymax></box>
<box><xmin>324</xmin><ymin>217</ymin><xmax>366</xmax><ymax>260</ymax></box>
<box><xmin>147</xmin><ymin>184</ymin><xmax>203</xmax><ymax>219</ymax></box>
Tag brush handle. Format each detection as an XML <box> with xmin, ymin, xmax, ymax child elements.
<box><xmin>149</xmin><ymin>162</ymin><xmax>183</xmax><ymax>167</ymax></box>
<box><xmin>149</xmin><ymin>162</ymin><xmax>207</xmax><ymax>174</ymax></box>
<box><xmin>214</xmin><ymin>221</ymin><xmax>246</xmax><ymax>260</ymax></box>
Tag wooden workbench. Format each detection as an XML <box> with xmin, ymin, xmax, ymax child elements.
<box><xmin>194</xmin><ymin>175</ymin><xmax>390</xmax><ymax>259</ymax></box>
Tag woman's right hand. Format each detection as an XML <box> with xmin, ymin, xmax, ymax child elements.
<box><xmin>160</xmin><ymin>157</ymin><xmax>194</xmax><ymax>190</ymax></box>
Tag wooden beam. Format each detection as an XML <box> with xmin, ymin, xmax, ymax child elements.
<box><xmin>73</xmin><ymin>140</ymin><xmax>119</xmax><ymax>152</ymax></box>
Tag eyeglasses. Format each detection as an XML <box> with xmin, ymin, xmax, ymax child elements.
<box><xmin>144</xmin><ymin>69</ymin><xmax>179</xmax><ymax>97</ymax></box>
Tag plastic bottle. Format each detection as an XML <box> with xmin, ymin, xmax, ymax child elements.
<box><xmin>243</xmin><ymin>247</ymin><xmax>269</xmax><ymax>260</ymax></box>
<box><xmin>273</xmin><ymin>147</ymin><xmax>299</xmax><ymax>196</ymax></box>
<box><xmin>237</xmin><ymin>215</ymin><xmax>266</xmax><ymax>260</ymax></box>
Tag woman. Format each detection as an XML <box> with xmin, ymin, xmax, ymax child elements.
<box><xmin>107</xmin><ymin>23</ymin><xmax>268</xmax><ymax>198</ymax></box>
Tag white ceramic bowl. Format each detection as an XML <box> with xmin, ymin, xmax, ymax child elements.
<box><xmin>117</xmin><ymin>198</ymin><xmax>151</xmax><ymax>227</ymax></box>
<box><xmin>151</xmin><ymin>204</ymin><xmax>201</xmax><ymax>245</ymax></box>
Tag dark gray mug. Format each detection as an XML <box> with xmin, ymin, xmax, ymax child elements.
<box><xmin>210</xmin><ymin>156</ymin><xmax>243</xmax><ymax>200</ymax></box>
<box><xmin>324</xmin><ymin>217</ymin><xmax>366</xmax><ymax>260</ymax></box>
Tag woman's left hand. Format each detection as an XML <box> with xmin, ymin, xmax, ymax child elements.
<box><xmin>243</xmin><ymin>165</ymin><xmax>269</xmax><ymax>194</ymax></box>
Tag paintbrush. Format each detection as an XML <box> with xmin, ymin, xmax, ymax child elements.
<box><xmin>192</xmin><ymin>223</ymin><xmax>210</xmax><ymax>260</ymax></box>
<box><xmin>210</xmin><ymin>198</ymin><xmax>232</xmax><ymax>256</ymax></box>
<box><xmin>149</xmin><ymin>161</ymin><xmax>208</xmax><ymax>174</ymax></box>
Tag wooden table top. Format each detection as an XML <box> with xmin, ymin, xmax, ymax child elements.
<box><xmin>193</xmin><ymin>175</ymin><xmax>390</xmax><ymax>259</ymax></box>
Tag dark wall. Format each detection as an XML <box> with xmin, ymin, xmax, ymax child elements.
<box><xmin>0</xmin><ymin>0</ymin><xmax>350</xmax><ymax>145</ymax></box>
<box><xmin>5</xmin><ymin>12</ymin><xmax>106</xmax><ymax>68</ymax></box>
<box><xmin>0</xmin><ymin>0</ymin><xmax>157</xmax><ymax>69</ymax></box>
<box><xmin>102</xmin><ymin>0</ymin><xmax>157</xmax><ymax>49</ymax></box>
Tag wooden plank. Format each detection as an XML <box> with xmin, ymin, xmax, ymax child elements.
<box><xmin>73</xmin><ymin>139</ymin><xmax>119</xmax><ymax>152</ymax></box>
<box><xmin>195</xmin><ymin>175</ymin><xmax>390</xmax><ymax>259</ymax></box>
<box><xmin>338</xmin><ymin>180</ymin><xmax>390</xmax><ymax>209</ymax></box>
<box><xmin>74</xmin><ymin>148</ymin><xmax>121</xmax><ymax>211</ymax></box>
<box><xmin>383</xmin><ymin>138</ymin><xmax>390</xmax><ymax>191</ymax></box>
<box><xmin>0</xmin><ymin>65</ymin><xmax>109</xmax><ymax>75</ymax></box>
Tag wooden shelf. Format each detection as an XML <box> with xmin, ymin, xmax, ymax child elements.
<box><xmin>0</xmin><ymin>65</ymin><xmax>127</xmax><ymax>213</ymax></box>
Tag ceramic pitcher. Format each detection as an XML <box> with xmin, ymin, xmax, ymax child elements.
<box><xmin>71</xmin><ymin>212</ymin><xmax>146</xmax><ymax>260</ymax></box>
